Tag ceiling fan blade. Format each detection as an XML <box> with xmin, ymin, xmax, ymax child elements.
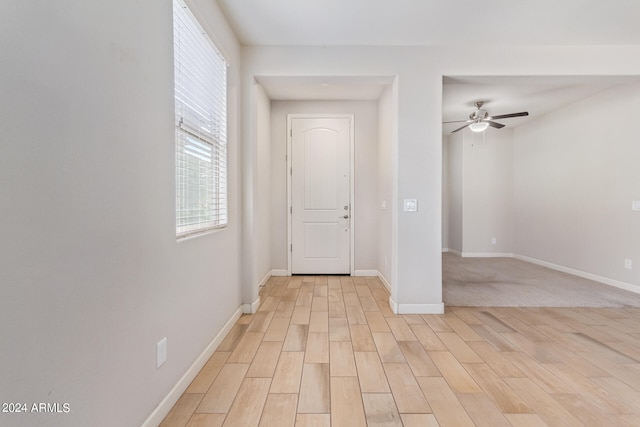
<box><xmin>487</xmin><ymin>121</ymin><xmax>505</xmax><ymax>129</ymax></box>
<box><xmin>490</xmin><ymin>111</ymin><xmax>529</xmax><ymax>120</ymax></box>
<box><xmin>451</xmin><ymin>123</ymin><xmax>472</xmax><ymax>133</ymax></box>
<box><xmin>443</xmin><ymin>119</ymin><xmax>472</xmax><ymax>124</ymax></box>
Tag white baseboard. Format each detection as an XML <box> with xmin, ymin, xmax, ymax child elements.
<box><xmin>257</xmin><ymin>271</ymin><xmax>271</xmax><ymax>288</ymax></box>
<box><xmin>462</xmin><ymin>252</ymin><xmax>514</xmax><ymax>258</ymax></box>
<box><xmin>389</xmin><ymin>296</ymin><xmax>444</xmax><ymax>314</ymax></box>
<box><xmin>514</xmin><ymin>254</ymin><xmax>640</xmax><ymax>295</ymax></box>
<box><xmin>270</xmin><ymin>269</ymin><xmax>289</xmax><ymax>277</ymax></box>
<box><xmin>355</xmin><ymin>269</ymin><xmax>392</xmax><ymax>295</ymax></box>
<box><xmin>451</xmin><ymin>251</ymin><xmax>514</xmax><ymax>258</ymax></box>
<box><xmin>377</xmin><ymin>272</ymin><xmax>392</xmax><ymax>295</ymax></box>
<box><xmin>442</xmin><ymin>248</ymin><xmax>450</xmax><ymax>253</ymax></box>
<box><xmin>141</xmin><ymin>306</ymin><xmax>242</xmax><ymax>427</ymax></box>
<box><xmin>243</xmin><ymin>296</ymin><xmax>260</xmax><ymax>314</ymax></box>
<box><xmin>354</xmin><ymin>270</ymin><xmax>379</xmax><ymax>276</ymax></box>
<box><xmin>452</xmin><ymin>252</ymin><xmax>640</xmax><ymax>296</ymax></box>
<box><xmin>240</xmin><ymin>273</ymin><xmax>270</xmax><ymax>315</ymax></box>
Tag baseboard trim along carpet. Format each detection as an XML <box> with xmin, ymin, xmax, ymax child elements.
<box><xmin>514</xmin><ymin>254</ymin><xmax>640</xmax><ymax>295</ymax></box>
<box><xmin>445</xmin><ymin>251</ymin><xmax>640</xmax><ymax>296</ymax></box>
<box><xmin>443</xmin><ymin>253</ymin><xmax>640</xmax><ymax>307</ymax></box>
<box><xmin>141</xmin><ymin>306</ymin><xmax>243</xmax><ymax>427</ymax></box>
<box><xmin>462</xmin><ymin>252</ymin><xmax>515</xmax><ymax>258</ymax></box>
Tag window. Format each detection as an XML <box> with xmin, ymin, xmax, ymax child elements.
<box><xmin>173</xmin><ymin>0</ymin><xmax>227</xmax><ymax>238</ymax></box>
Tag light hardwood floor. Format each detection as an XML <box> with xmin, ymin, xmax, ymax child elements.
<box><xmin>159</xmin><ymin>276</ymin><xmax>640</xmax><ymax>427</ymax></box>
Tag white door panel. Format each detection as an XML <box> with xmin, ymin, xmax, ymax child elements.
<box><xmin>291</xmin><ymin>117</ymin><xmax>351</xmax><ymax>274</ymax></box>
<box><xmin>304</xmin><ymin>132</ymin><xmax>338</xmax><ymax>210</ymax></box>
<box><xmin>303</xmin><ymin>223</ymin><xmax>339</xmax><ymax>258</ymax></box>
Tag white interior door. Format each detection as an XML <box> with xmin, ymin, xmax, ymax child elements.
<box><xmin>290</xmin><ymin>116</ymin><xmax>351</xmax><ymax>274</ymax></box>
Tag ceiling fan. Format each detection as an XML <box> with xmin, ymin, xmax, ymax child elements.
<box><xmin>443</xmin><ymin>101</ymin><xmax>529</xmax><ymax>133</ymax></box>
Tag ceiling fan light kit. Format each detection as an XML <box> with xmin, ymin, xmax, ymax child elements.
<box><xmin>443</xmin><ymin>100</ymin><xmax>528</xmax><ymax>133</ymax></box>
<box><xmin>469</xmin><ymin>121</ymin><xmax>489</xmax><ymax>132</ymax></box>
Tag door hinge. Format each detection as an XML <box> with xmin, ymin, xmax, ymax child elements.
<box><xmin>290</xmin><ymin>167</ymin><xmax>292</xmax><ymax>176</ymax></box>
<box><xmin>290</xmin><ymin>244</ymin><xmax>293</xmax><ymax>252</ymax></box>
<box><xmin>290</xmin><ymin>206</ymin><xmax>292</xmax><ymax>214</ymax></box>
<box><xmin>290</xmin><ymin>129</ymin><xmax>292</xmax><ymax>137</ymax></box>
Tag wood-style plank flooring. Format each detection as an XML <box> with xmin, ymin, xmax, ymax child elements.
<box><xmin>160</xmin><ymin>276</ymin><xmax>640</xmax><ymax>426</ymax></box>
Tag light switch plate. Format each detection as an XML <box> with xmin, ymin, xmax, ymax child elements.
<box><xmin>403</xmin><ymin>199</ymin><xmax>418</xmax><ymax>212</ymax></box>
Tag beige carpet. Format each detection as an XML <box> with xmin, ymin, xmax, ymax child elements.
<box><xmin>443</xmin><ymin>253</ymin><xmax>640</xmax><ymax>307</ymax></box>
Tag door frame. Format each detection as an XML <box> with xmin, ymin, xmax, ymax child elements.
<box><xmin>287</xmin><ymin>113</ymin><xmax>355</xmax><ymax>276</ymax></box>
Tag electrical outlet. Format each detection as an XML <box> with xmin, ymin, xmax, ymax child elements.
<box><xmin>157</xmin><ymin>337</ymin><xmax>167</xmax><ymax>368</ymax></box>
<box><xmin>491</xmin><ymin>237</ymin><xmax>497</xmax><ymax>245</ymax></box>
<box><xmin>625</xmin><ymin>259</ymin><xmax>633</xmax><ymax>270</ymax></box>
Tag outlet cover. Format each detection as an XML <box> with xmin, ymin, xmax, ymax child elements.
<box><xmin>633</xmin><ymin>201</ymin><xmax>640</xmax><ymax>211</ymax></box>
<box><xmin>491</xmin><ymin>238</ymin><xmax>497</xmax><ymax>245</ymax></box>
<box><xmin>157</xmin><ymin>337</ymin><xmax>167</xmax><ymax>368</ymax></box>
<box><xmin>625</xmin><ymin>259</ymin><xmax>633</xmax><ymax>270</ymax></box>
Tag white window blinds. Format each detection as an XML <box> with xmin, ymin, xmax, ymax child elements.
<box><xmin>173</xmin><ymin>0</ymin><xmax>228</xmax><ymax>238</ymax></box>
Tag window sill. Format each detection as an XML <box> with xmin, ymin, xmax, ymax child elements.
<box><xmin>177</xmin><ymin>225</ymin><xmax>227</xmax><ymax>242</ymax></box>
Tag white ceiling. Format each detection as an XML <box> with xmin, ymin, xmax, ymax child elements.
<box><xmin>217</xmin><ymin>0</ymin><xmax>640</xmax><ymax>134</ymax></box>
<box><xmin>256</xmin><ymin>76</ymin><xmax>394</xmax><ymax>101</ymax></box>
<box><xmin>216</xmin><ymin>0</ymin><xmax>640</xmax><ymax>47</ymax></box>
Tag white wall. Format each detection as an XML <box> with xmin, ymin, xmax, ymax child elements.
<box><xmin>270</xmin><ymin>100</ymin><xmax>379</xmax><ymax>273</ymax></box>
<box><xmin>462</xmin><ymin>130</ymin><xmax>514</xmax><ymax>254</ymax></box>
<box><xmin>242</xmin><ymin>82</ymin><xmax>272</xmax><ymax>304</ymax></box>
<box><xmin>255</xmin><ymin>85</ymin><xmax>272</xmax><ymax>284</ymax></box>
<box><xmin>514</xmin><ymin>83</ymin><xmax>640</xmax><ymax>287</ymax></box>
<box><xmin>446</xmin><ymin>133</ymin><xmax>464</xmax><ymax>253</ymax></box>
<box><xmin>377</xmin><ymin>85</ymin><xmax>396</xmax><ymax>282</ymax></box>
<box><xmin>441</xmin><ymin>138</ymin><xmax>450</xmax><ymax>251</ymax></box>
<box><xmin>0</xmin><ymin>1</ymin><xmax>242</xmax><ymax>425</ymax></box>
